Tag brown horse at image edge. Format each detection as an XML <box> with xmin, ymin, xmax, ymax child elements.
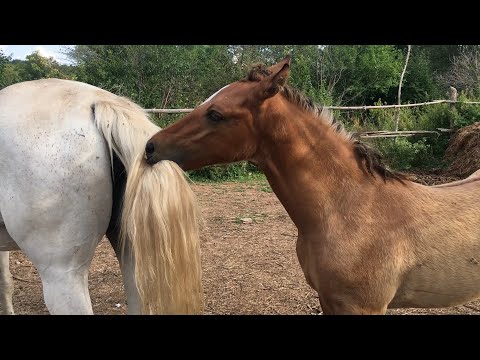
<box><xmin>145</xmin><ymin>55</ymin><xmax>480</xmax><ymax>315</ymax></box>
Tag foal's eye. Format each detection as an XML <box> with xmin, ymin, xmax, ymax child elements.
<box><xmin>207</xmin><ymin>110</ymin><xmax>225</xmax><ymax>123</ymax></box>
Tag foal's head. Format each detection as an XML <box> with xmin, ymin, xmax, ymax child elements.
<box><xmin>145</xmin><ymin>56</ymin><xmax>292</xmax><ymax>170</ymax></box>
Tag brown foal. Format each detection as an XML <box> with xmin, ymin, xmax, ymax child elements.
<box><xmin>145</xmin><ymin>56</ymin><xmax>480</xmax><ymax>314</ymax></box>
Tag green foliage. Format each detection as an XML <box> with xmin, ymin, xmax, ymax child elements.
<box><xmin>65</xmin><ymin>45</ymin><xmax>239</xmax><ymax>111</ymax></box>
<box><xmin>22</xmin><ymin>51</ymin><xmax>71</xmax><ymax>80</ymax></box>
<box><xmin>1</xmin><ymin>50</ymin><xmax>74</xmax><ymax>89</ymax></box>
<box><xmin>359</xmin><ymin>99</ymin><xmax>470</xmax><ymax>172</ymax></box>
<box><xmin>365</xmin><ymin>101</ymin><xmax>453</xmax><ymax>133</ymax></box>
<box><xmin>369</xmin><ymin>137</ymin><xmax>436</xmax><ymax>170</ymax></box>
<box><xmin>188</xmin><ymin>162</ymin><xmax>261</xmax><ymax>182</ymax></box>
<box><xmin>402</xmin><ymin>48</ymin><xmax>442</xmax><ymax>102</ymax></box>
<box><xmin>0</xmin><ymin>62</ymin><xmax>22</xmax><ymax>88</ymax></box>
<box><xmin>0</xmin><ymin>50</ymin><xmax>8</xmax><ymax>69</ymax></box>
<box><xmin>415</xmin><ymin>103</ymin><xmax>453</xmax><ymax>130</ymax></box>
<box><xmin>0</xmin><ymin>50</ymin><xmax>16</xmax><ymax>88</ymax></box>
<box><xmin>453</xmin><ymin>93</ymin><xmax>480</xmax><ymax>128</ymax></box>
<box><xmin>3</xmin><ymin>44</ymin><xmax>480</xmax><ymax>180</ymax></box>
<box><xmin>417</xmin><ymin>45</ymin><xmax>475</xmax><ymax>74</ymax></box>
<box><xmin>320</xmin><ymin>45</ymin><xmax>403</xmax><ymax>105</ymax></box>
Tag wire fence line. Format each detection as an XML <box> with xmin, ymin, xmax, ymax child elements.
<box><xmin>143</xmin><ymin>100</ymin><xmax>480</xmax><ymax>114</ymax></box>
<box><xmin>143</xmin><ymin>99</ymin><xmax>480</xmax><ymax>138</ymax></box>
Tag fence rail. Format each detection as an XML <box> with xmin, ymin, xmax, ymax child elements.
<box><xmin>143</xmin><ymin>100</ymin><xmax>480</xmax><ymax>114</ymax></box>
<box><xmin>143</xmin><ymin>99</ymin><xmax>480</xmax><ymax>138</ymax></box>
<box><xmin>145</xmin><ymin>108</ymin><xmax>194</xmax><ymax>113</ymax></box>
<box><xmin>354</xmin><ymin>130</ymin><xmax>444</xmax><ymax>139</ymax></box>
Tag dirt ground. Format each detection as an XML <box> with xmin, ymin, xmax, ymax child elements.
<box><xmin>8</xmin><ymin>172</ymin><xmax>480</xmax><ymax>315</ymax></box>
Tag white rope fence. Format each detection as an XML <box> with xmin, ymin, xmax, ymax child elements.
<box><xmin>145</xmin><ymin>108</ymin><xmax>193</xmax><ymax>113</ymax></box>
<box><xmin>143</xmin><ymin>100</ymin><xmax>480</xmax><ymax>114</ymax></box>
<box><xmin>143</xmin><ymin>99</ymin><xmax>480</xmax><ymax>138</ymax></box>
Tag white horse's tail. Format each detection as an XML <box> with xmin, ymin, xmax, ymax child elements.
<box><xmin>92</xmin><ymin>98</ymin><xmax>204</xmax><ymax>314</ymax></box>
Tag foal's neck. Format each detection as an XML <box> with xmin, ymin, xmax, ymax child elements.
<box><xmin>254</xmin><ymin>101</ymin><xmax>366</xmax><ymax>232</ymax></box>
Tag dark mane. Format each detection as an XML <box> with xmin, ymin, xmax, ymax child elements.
<box><xmin>352</xmin><ymin>141</ymin><xmax>406</xmax><ymax>182</ymax></box>
<box><xmin>245</xmin><ymin>63</ymin><xmax>407</xmax><ymax>183</ymax></box>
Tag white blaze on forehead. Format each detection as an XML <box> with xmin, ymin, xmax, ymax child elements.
<box><xmin>201</xmin><ymin>84</ymin><xmax>231</xmax><ymax>105</ymax></box>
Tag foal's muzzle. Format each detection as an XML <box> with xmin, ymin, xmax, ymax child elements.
<box><xmin>145</xmin><ymin>142</ymin><xmax>155</xmax><ymax>164</ymax></box>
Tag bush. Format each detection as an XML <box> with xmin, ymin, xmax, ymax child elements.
<box><xmin>454</xmin><ymin>93</ymin><xmax>480</xmax><ymax>128</ymax></box>
<box><xmin>369</xmin><ymin>137</ymin><xmax>435</xmax><ymax>170</ymax></box>
<box><xmin>188</xmin><ymin>162</ymin><xmax>261</xmax><ymax>182</ymax></box>
<box><xmin>415</xmin><ymin>103</ymin><xmax>452</xmax><ymax>130</ymax></box>
<box><xmin>355</xmin><ymin>100</ymin><xmax>463</xmax><ymax>172</ymax></box>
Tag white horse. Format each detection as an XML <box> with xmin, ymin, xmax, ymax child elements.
<box><xmin>0</xmin><ymin>78</ymin><xmax>204</xmax><ymax>315</ymax></box>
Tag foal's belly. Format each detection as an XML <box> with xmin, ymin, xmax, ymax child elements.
<box><xmin>390</xmin><ymin>259</ymin><xmax>480</xmax><ymax>308</ymax></box>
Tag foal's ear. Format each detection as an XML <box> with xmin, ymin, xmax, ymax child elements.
<box><xmin>267</xmin><ymin>55</ymin><xmax>291</xmax><ymax>75</ymax></box>
<box><xmin>257</xmin><ymin>57</ymin><xmax>291</xmax><ymax>101</ymax></box>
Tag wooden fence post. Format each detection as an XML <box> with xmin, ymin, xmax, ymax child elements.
<box><xmin>448</xmin><ymin>86</ymin><xmax>458</xmax><ymax>129</ymax></box>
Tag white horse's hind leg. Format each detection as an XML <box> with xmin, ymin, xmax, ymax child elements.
<box><xmin>119</xmin><ymin>247</ymin><xmax>141</xmax><ymax>314</ymax></box>
<box><xmin>106</xmin><ymin>155</ymin><xmax>142</xmax><ymax>315</ymax></box>
<box><xmin>112</xmin><ymin>240</ymin><xmax>141</xmax><ymax>314</ymax></box>
<box><xmin>107</xmin><ymin>231</ymin><xmax>141</xmax><ymax>313</ymax></box>
<box><xmin>21</xmin><ymin>231</ymin><xmax>104</xmax><ymax>315</ymax></box>
<box><xmin>0</xmin><ymin>251</ymin><xmax>14</xmax><ymax>315</ymax></box>
<box><xmin>40</xmin><ymin>265</ymin><xmax>93</xmax><ymax>315</ymax></box>
<box><xmin>1</xmin><ymin>192</ymin><xmax>109</xmax><ymax>315</ymax></box>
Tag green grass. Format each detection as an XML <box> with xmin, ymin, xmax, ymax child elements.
<box><xmin>188</xmin><ymin>166</ymin><xmax>268</xmax><ymax>184</ymax></box>
<box><xmin>259</xmin><ymin>185</ymin><xmax>273</xmax><ymax>193</ymax></box>
<box><xmin>186</xmin><ymin>161</ymin><xmax>270</xmax><ymax>183</ymax></box>
<box><xmin>186</xmin><ymin>166</ymin><xmax>275</xmax><ymax>198</ymax></box>
<box><xmin>188</xmin><ymin>162</ymin><xmax>266</xmax><ymax>183</ymax></box>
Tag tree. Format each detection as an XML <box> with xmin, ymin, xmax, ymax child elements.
<box><xmin>395</xmin><ymin>45</ymin><xmax>411</xmax><ymax>132</ymax></box>
<box><xmin>441</xmin><ymin>48</ymin><xmax>480</xmax><ymax>96</ymax></box>
<box><xmin>0</xmin><ymin>50</ymin><xmax>8</xmax><ymax>69</ymax></box>
<box><xmin>22</xmin><ymin>50</ymin><xmax>73</xmax><ymax>80</ymax></box>
<box><xmin>65</xmin><ymin>45</ymin><xmax>239</xmax><ymax>111</ymax></box>
<box><xmin>315</xmin><ymin>45</ymin><xmax>403</xmax><ymax>105</ymax></box>
<box><xmin>0</xmin><ymin>50</ymin><xmax>14</xmax><ymax>88</ymax></box>
<box><xmin>401</xmin><ymin>47</ymin><xmax>440</xmax><ymax>102</ymax></box>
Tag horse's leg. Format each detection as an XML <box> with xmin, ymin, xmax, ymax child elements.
<box><xmin>0</xmin><ymin>213</ymin><xmax>95</xmax><ymax>315</ymax></box>
<box><xmin>106</xmin><ymin>153</ymin><xmax>141</xmax><ymax>315</ymax></box>
<box><xmin>0</xmin><ymin>251</ymin><xmax>14</xmax><ymax>315</ymax></box>
<box><xmin>107</xmin><ymin>236</ymin><xmax>141</xmax><ymax>314</ymax></box>
<box><xmin>0</xmin><ymin>218</ymin><xmax>16</xmax><ymax>315</ymax></box>
<box><xmin>0</xmin><ymin>174</ymin><xmax>111</xmax><ymax>315</ymax></box>
<box><xmin>39</xmin><ymin>265</ymin><xmax>93</xmax><ymax>315</ymax></box>
<box><xmin>17</xmin><ymin>231</ymin><xmax>104</xmax><ymax>315</ymax></box>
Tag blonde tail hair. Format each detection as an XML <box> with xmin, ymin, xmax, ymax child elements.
<box><xmin>93</xmin><ymin>98</ymin><xmax>204</xmax><ymax>314</ymax></box>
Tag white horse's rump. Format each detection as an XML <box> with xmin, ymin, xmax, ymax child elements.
<box><xmin>0</xmin><ymin>79</ymin><xmax>203</xmax><ymax>314</ymax></box>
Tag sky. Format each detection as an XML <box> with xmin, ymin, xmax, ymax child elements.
<box><xmin>0</xmin><ymin>45</ymin><xmax>74</xmax><ymax>64</ymax></box>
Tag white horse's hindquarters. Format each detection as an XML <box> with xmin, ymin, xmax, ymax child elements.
<box><xmin>0</xmin><ymin>83</ymin><xmax>114</xmax><ymax>313</ymax></box>
<box><xmin>0</xmin><ymin>80</ymin><xmax>113</xmax><ymax>253</ymax></box>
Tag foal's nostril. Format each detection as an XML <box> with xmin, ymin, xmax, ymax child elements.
<box><xmin>145</xmin><ymin>142</ymin><xmax>155</xmax><ymax>155</ymax></box>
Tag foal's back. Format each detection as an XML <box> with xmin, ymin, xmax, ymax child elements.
<box><xmin>389</xmin><ymin>178</ymin><xmax>480</xmax><ymax>308</ymax></box>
